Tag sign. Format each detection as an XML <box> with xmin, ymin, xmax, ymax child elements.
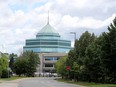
<box><xmin>66</xmin><ymin>66</ymin><xmax>70</xmax><ymax>71</ymax></box>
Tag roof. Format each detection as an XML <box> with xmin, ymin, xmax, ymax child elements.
<box><xmin>37</xmin><ymin>23</ymin><xmax>59</xmax><ymax>35</ymax></box>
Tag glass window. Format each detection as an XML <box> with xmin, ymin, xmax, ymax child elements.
<box><xmin>54</xmin><ymin>57</ymin><xmax>60</xmax><ymax>60</ymax></box>
<box><xmin>45</xmin><ymin>57</ymin><xmax>54</xmax><ymax>61</ymax></box>
<box><xmin>45</xmin><ymin>64</ymin><xmax>53</xmax><ymax>67</ymax></box>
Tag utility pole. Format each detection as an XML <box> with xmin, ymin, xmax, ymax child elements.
<box><xmin>70</xmin><ymin>32</ymin><xmax>76</xmax><ymax>41</ymax></box>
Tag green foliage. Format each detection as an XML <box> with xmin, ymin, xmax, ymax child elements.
<box><xmin>0</xmin><ymin>54</ymin><xmax>8</xmax><ymax>70</ymax></box>
<box><xmin>13</xmin><ymin>58</ymin><xmax>28</xmax><ymax>76</ymax></box>
<box><xmin>9</xmin><ymin>53</ymin><xmax>16</xmax><ymax>71</ymax></box>
<box><xmin>65</xmin><ymin>31</ymin><xmax>96</xmax><ymax>81</ymax></box>
<box><xmin>57</xmin><ymin>79</ymin><xmax>116</xmax><ymax>87</ymax></box>
<box><xmin>71</xmin><ymin>62</ymin><xmax>80</xmax><ymax>81</ymax></box>
<box><xmin>55</xmin><ymin>56</ymin><xmax>67</xmax><ymax>78</ymax></box>
<box><xmin>0</xmin><ymin>54</ymin><xmax>9</xmax><ymax>78</ymax></box>
<box><xmin>77</xmin><ymin>31</ymin><xmax>95</xmax><ymax>58</ymax></box>
<box><xmin>13</xmin><ymin>51</ymin><xmax>39</xmax><ymax>77</ymax></box>
<box><xmin>1</xmin><ymin>69</ymin><xmax>8</xmax><ymax>78</ymax></box>
<box><xmin>66</xmin><ymin>50</ymin><xmax>76</xmax><ymax>67</ymax></box>
<box><xmin>25</xmin><ymin>51</ymin><xmax>39</xmax><ymax>77</ymax></box>
<box><xmin>81</xmin><ymin>37</ymin><xmax>102</xmax><ymax>82</ymax></box>
<box><xmin>100</xmin><ymin>17</ymin><xmax>116</xmax><ymax>83</ymax></box>
<box><xmin>0</xmin><ymin>66</ymin><xmax>2</xmax><ymax>77</ymax></box>
<box><xmin>58</xmin><ymin>17</ymin><xmax>116</xmax><ymax>84</ymax></box>
<box><xmin>72</xmin><ymin>62</ymin><xmax>79</xmax><ymax>73</ymax></box>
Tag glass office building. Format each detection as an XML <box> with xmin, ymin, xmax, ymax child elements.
<box><xmin>23</xmin><ymin>21</ymin><xmax>72</xmax><ymax>74</ymax></box>
<box><xmin>23</xmin><ymin>23</ymin><xmax>71</xmax><ymax>53</ymax></box>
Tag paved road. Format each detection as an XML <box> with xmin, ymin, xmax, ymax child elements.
<box><xmin>0</xmin><ymin>78</ymin><xmax>30</xmax><ymax>87</ymax></box>
<box><xmin>18</xmin><ymin>77</ymin><xmax>82</xmax><ymax>87</ymax></box>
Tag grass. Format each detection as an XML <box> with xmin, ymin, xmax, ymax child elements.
<box><xmin>56</xmin><ymin>78</ymin><xmax>116</xmax><ymax>87</ymax></box>
<box><xmin>77</xmin><ymin>82</ymin><xmax>116</xmax><ymax>87</ymax></box>
<box><xmin>0</xmin><ymin>76</ymin><xmax>29</xmax><ymax>81</ymax></box>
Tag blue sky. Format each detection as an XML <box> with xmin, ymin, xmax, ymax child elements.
<box><xmin>0</xmin><ymin>0</ymin><xmax>116</xmax><ymax>54</ymax></box>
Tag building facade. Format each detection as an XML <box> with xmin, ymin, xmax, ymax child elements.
<box><xmin>37</xmin><ymin>53</ymin><xmax>67</xmax><ymax>75</ymax></box>
<box><xmin>23</xmin><ymin>21</ymin><xmax>71</xmax><ymax>74</ymax></box>
<box><xmin>23</xmin><ymin>23</ymin><xmax>71</xmax><ymax>53</ymax></box>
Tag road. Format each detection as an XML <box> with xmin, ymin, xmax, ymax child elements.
<box><xmin>18</xmin><ymin>77</ymin><xmax>82</xmax><ymax>87</ymax></box>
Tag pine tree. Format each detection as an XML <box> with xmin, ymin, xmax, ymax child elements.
<box><xmin>101</xmin><ymin>17</ymin><xmax>116</xmax><ymax>83</ymax></box>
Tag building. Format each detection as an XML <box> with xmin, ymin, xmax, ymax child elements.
<box><xmin>37</xmin><ymin>52</ymin><xmax>67</xmax><ymax>76</ymax></box>
<box><xmin>23</xmin><ymin>16</ymin><xmax>72</xmax><ymax>74</ymax></box>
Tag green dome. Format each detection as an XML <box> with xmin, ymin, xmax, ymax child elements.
<box><xmin>38</xmin><ymin>24</ymin><xmax>59</xmax><ymax>35</ymax></box>
<box><xmin>36</xmin><ymin>23</ymin><xmax>60</xmax><ymax>39</ymax></box>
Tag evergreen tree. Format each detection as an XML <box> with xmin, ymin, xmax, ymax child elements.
<box><xmin>78</xmin><ymin>31</ymin><xmax>94</xmax><ymax>57</ymax></box>
<box><xmin>83</xmin><ymin>36</ymin><xmax>103</xmax><ymax>82</ymax></box>
<box><xmin>66</xmin><ymin>50</ymin><xmax>76</xmax><ymax>67</ymax></box>
<box><xmin>101</xmin><ymin>17</ymin><xmax>116</xmax><ymax>83</ymax></box>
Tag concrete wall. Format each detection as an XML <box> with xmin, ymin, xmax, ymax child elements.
<box><xmin>37</xmin><ymin>53</ymin><xmax>67</xmax><ymax>75</ymax></box>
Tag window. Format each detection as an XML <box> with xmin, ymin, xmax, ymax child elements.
<box><xmin>45</xmin><ymin>57</ymin><xmax>54</xmax><ymax>61</ymax></box>
<box><xmin>54</xmin><ymin>57</ymin><xmax>60</xmax><ymax>60</ymax></box>
<box><xmin>45</xmin><ymin>64</ymin><xmax>53</xmax><ymax>67</ymax></box>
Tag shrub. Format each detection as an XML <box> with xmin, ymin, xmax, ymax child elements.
<box><xmin>1</xmin><ymin>69</ymin><xmax>8</xmax><ymax>78</ymax></box>
<box><xmin>0</xmin><ymin>66</ymin><xmax>2</xmax><ymax>77</ymax></box>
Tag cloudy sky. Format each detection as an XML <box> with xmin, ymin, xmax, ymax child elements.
<box><xmin>0</xmin><ymin>0</ymin><xmax>116</xmax><ymax>54</ymax></box>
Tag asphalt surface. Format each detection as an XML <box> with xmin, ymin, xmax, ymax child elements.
<box><xmin>0</xmin><ymin>78</ymin><xmax>30</xmax><ymax>87</ymax></box>
<box><xmin>18</xmin><ymin>77</ymin><xmax>82</xmax><ymax>87</ymax></box>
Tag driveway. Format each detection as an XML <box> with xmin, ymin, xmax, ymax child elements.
<box><xmin>18</xmin><ymin>77</ymin><xmax>83</xmax><ymax>87</ymax></box>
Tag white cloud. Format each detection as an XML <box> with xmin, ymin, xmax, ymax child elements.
<box><xmin>34</xmin><ymin>2</ymin><xmax>53</xmax><ymax>12</ymax></box>
<box><xmin>0</xmin><ymin>0</ymin><xmax>115</xmax><ymax>54</ymax></box>
<box><xmin>102</xmin><ymin>14</ymin><xmax>116</xmax><ymax>26</ymax></box>
<box><xmin>60</xmin><ymin>14</ymin><xmax>116</xmax><ymax>29</ymax></box>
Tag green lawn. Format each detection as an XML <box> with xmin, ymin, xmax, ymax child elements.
<box><xmin>56</xmin><ymin>79</ymin><xmax>116</xmax><ymax>87</ymax></box>
<box><xmin>87</xmin><ymin>84</ymin><xmax>116</xmax><ymax>87</ymax></box>
<box><xmin>77</xmin><ymin>82</ymin><xmax>116</xmax><ymax>87</ymax></box>
<box><xmin>0</xmin><ymin>76</ymin><xmax>29</xmax><ymax>81</ymax></box>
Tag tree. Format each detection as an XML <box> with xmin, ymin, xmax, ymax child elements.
<box><xmin>65</xmin><ymin>31</ymin><xmax>96</xmax><ymax>81</ymax></box>
<box><xmin>9</xmin><ymin>53</ymin><xmax>16</xmax><ymax>71</ymax></box>
<box><xmin>74</xmin><ymin>31</ymin><xmax>96</xmax><ymax>65</ymax></box>
<box><xmin>82</xmin><ymin>36</ymin><xmax>103</xmax><ymax>82</ymax></box>
<box><xmin>25</xmin><ymin>51</ymin><xmax>39</xmax><ymax>76</ymax></box>
<box><xmin>100</xmin><ymin>17</ymin><xmax>116</xmax><ymax>83</ymax></box>
<box><xmin>71</xmin><ymin>62</ymin><xmax>79</xmax><ymax>81</ymax></box>
<box><xmin>77</xmin><ymin>31</ymin><xmax>95</xmax><ymax>58</ymax></box>
<box><xmin>13</xmin><ymin>58</ymin><xmax>28</xmax><ymax>76</ymax></box>
<box><xmin>55</xmin><ymin>17</ymin><xmax>116</xmax><ymax>83</ymax></box>
<box><xmin>55</xmin><ymin>56</ymin><xmax>67</xmax><ymax>79</ymax></box>
<box><xmin>13</xmin><ymin>51</ymin><xmax>39</xmax><ymax>77</ymax></box>
<box><xmin>66</xmin><ymin>50</ymin><xmax>76</xmax><ymax>67</ymax></box>
<box><xmin>0</xmin><ymin>66</ymin><xmax>2</xmax><ymax>77</ymax></box>
<box><xmin>0</xmin><ymin>54</ymin><xmax>9</xmax><ymax>78</ymax></box>
<box><xmin>0</xmin><ymin>54</ymin><xmax>8</xmax><ymax>70</ymax></box>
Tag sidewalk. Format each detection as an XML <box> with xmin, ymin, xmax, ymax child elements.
<box><xmin>0</xmin><ymin>78</ymin><xmax>32</xmax><ymax>87</ymax></box>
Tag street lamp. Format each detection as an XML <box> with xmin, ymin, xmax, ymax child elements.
<box><xmin>70</xmin><ymin>32</ymin><xmax>76</xmax><ymax>41</ymax></box>
<box><xmin>70</xmin><ymin>32</ymin><xmax>76</xmax><ymax>47</ymax></box>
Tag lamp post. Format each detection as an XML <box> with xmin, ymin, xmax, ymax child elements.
<box><xmin>70</xmin><ymin>32</ymin><xmax>76</xmax><ymax>47</ymax></box>
<box><xmin>70</xmin><ymin>32</ymin><xmax>76</xmax><ymax>41</ymax></box>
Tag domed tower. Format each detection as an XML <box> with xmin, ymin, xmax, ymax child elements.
<box><xmin>36</xmin><ymin>23</ymin><xmax>60</xmax><ymax>40</ymax></box>
<box><xmin>23</xmin><ymin>14</ymin><xmax>72</xmax><ymax>73</ymax></box>
<box><xmin>23</xmin><ymin>21</ymin><xmax>71</xmax><ymax>53</ymax></box>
